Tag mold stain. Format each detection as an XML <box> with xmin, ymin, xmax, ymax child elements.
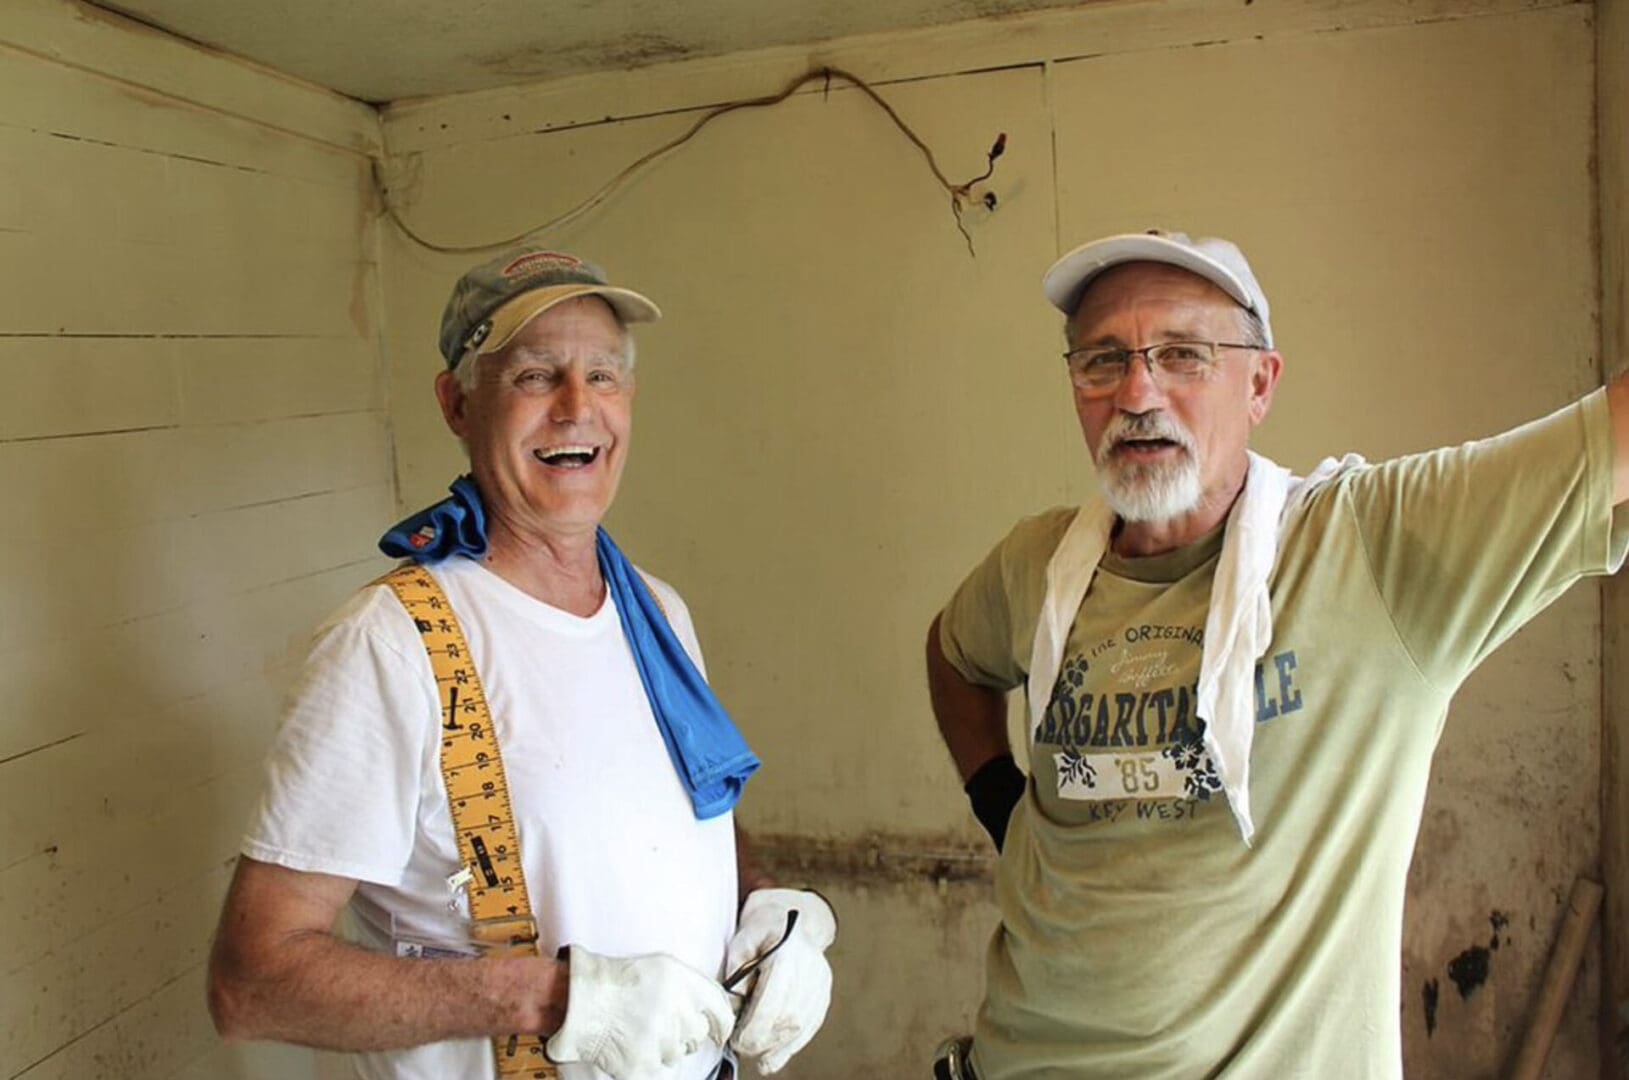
<box><xmin>593</xmin><ymin>33</ymin><xmax>694</xmax><ymax>69</ymax></box>
<box><xmin>1447</xmin><ymin>945</ymin><xmax>1491</xmax><ymax>1000</ymax></box>
<box><xmin>1489</xmin><ymin>909</ymin><xmax>1510</xmax><ymax>951</ymax></box>
<box><xmin>476</xmin><ymin>34</ymin><xmax>694</xmax><ymax>79</ymax></box>
<box><xmin>1422</xmin><ymin>978</ymin><xmax>1440</xmax><ymax>1037</ymax></box>
<box><xmin>749</xmin><ymin>829</ymin><xmax>995</xmax><ymax>889</ymax></box>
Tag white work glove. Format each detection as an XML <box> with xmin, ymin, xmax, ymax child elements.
<box><xmin>724</xmin><ymin>888</ymin><xmax>837</xmax><ymax>1075</ymax></box>
<box><xmin>546</xmin><ymin>945</ymin><xmax>735</xmax><ymax>1080</ymax></box>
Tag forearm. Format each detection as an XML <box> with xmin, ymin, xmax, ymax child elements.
<box><xmin>926</xmin><ymin>614</ymin><xmax>1011</xmax><ymax>782</ymax></box>
<box><xmin>1608</xmin><ymin>368</ymin><xmax>1629</xmax><ymax>504</ymax></box>
<box><xmin>210</xmin><ymin>929</ymin><xmax>567</xmax><ymax>1051</ymax></box>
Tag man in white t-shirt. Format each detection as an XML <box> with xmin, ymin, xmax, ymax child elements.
<box><xmin>207</xmin><ymin>249</ymin><xmax>837</xmax><ymax>1080</ymax></box>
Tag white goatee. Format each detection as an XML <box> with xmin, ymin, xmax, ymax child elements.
<box><xmin>1093</xmin><ymin>412</ymin><xmax>1203</xmax><ymax>523</ymax></box>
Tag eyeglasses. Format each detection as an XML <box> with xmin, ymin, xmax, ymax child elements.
<box><xmin>1063</xmin><ymin>341</ymin><xmax>1261</xmax><ymax>396</ymax></box>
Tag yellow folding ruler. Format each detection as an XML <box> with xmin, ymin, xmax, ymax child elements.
<box><xmin>377</xmin><ymin>564</ymin><xmax>559</xmax><ymax>1079</ymax></box>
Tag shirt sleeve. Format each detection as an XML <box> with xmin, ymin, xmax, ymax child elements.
<box><xmin>938</xmin><ymin>510</ymin><xmax>1073</xmax><ymax>691</ymax></box>
<box><xmin>240</xmin><ymin>586</ymin><xmax>439</xmax><ymax>887</ymax></box>
<box><xmin>1324</xmin><ymin>388</ymin><xmax>1629</xmax><ymax>690</ymax></box>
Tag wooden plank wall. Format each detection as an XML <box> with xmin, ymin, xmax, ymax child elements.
<box><xmin>0</xmin><ymin>3</ymin><xmax>388</xmax><ymax>1078</ymax></box>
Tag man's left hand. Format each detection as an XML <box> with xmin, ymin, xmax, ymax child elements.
<box><xmin>724</xmin><ymin>888</ymin><xmax>837</xmax><ymax>1074</ymax></box>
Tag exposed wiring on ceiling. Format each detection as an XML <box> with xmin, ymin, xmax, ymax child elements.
<box><xmin>372</xmin><ymin>65</ymin><xmax>1007</xmax><ymax>258</ymax></box>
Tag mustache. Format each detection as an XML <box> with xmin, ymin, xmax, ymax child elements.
<box><xmin>1096</xmin><ymin>411</ymin><xmax>1197</xmax><ymax>460</ymax></box>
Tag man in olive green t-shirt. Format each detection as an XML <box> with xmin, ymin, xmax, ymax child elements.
<box><xmin>926</xmin><ymin>230</ymin><xmax>1629</xmax><ymax>1080</ymax></box>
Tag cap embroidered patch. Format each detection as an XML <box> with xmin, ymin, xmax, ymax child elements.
<box><xmin>501</xmin><ymin>252</ymin><xmax>583</xmax><ymax>279</ymax></box>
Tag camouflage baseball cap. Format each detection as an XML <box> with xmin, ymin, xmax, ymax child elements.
<box><xmin>437</xmin><ymin>248</ymin><xmax>662</xmax><ymax>368</ymax></box>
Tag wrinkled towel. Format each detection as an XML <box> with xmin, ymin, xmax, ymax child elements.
<box><xmin>1027</xmin><ymin>451</ymin><xmax>1362</xmax><ymax>843</ymax></box>
<box><xmin>379</xmin><ymin>478</ymin><xmax>759</xmax><ymax>819</ymax></box>
<box><xmin>378</xmin><ymin>475</ymin><xmax>488</xmax><ymax>562</ymax></box>
<box><xmin>597</xmin><ymin>527</ymin><xmax>759</xmax><ymax>819</ymax></box>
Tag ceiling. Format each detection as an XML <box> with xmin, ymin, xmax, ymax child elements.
<box><xmin>97</xmin><ymin>0</ymin><xmax>1099</xmax><ymax>105</ymax></box>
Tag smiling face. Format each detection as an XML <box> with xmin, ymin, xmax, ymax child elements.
<box><xmin>1068</xmin><ymin>262</ymin><xmax>1280</xmax><ymax>528</ymax></box>
<box><xmin>435</xmin><ymin>295</ymin><xmax>634</xmax><ymax>549</ymax></box>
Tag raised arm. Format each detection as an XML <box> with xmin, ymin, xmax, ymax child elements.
<box><xmin>1609</xmin><ymin>370</ymin><xmax>1629</xmax><ymax>504</ymax></box>
<box><xmin>207</xmin><ymin>856</ymin><xmax>566</xmax><ymax>1050</ymax></box>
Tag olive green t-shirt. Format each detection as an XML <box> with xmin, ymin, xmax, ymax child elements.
<box><xmin>939</xmin><ymin>391</ymin><xmax>1628</xmax><ymax>1080</ymax></box>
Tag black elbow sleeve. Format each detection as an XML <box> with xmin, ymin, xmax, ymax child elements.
<box><xmin>964</xmin><ymin>753</ymin><xmax>1027</xmax><ymax>852</ymax></box>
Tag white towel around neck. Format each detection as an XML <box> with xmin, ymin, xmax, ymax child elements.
<box><xmin>1026</xmin><ymin>450</ymin><xmax>1363</xmax><ymax>844</ymax></box>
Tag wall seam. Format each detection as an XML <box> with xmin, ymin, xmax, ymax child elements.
<box><xmin>0</xmin><ymin>37</ymin><xmax>373</xmax><ymax>158</ymax></box>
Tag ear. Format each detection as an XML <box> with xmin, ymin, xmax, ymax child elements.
<box><xmin>434</xmin><ymin>370</ymin><xmax>470</xmax><ymax>439</ymax></box>
<box><xmin>1246</xmin><ymin>349</ymin><xmax>1283</xmax><ymax>427</ymax></box>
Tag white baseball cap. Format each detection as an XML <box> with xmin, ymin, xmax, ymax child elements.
<box><xmin>1042</xmin><ymin>229</ymin><xmax>1274</xmax><ymax>348</ymax></box>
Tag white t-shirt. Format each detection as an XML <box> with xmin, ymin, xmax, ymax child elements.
<box><xmin>243</xmin><ymin>556</ymin><xmax>739</xmax><ymax>1080</ymax></box>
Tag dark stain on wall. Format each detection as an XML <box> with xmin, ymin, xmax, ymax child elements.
<box><xmin>588</xmin><ymin>33</ymin><xmax>694</xmax><ymax>71</ymax></box>
<box><xmin>1447</xmin><ymin>945</ymin><xmax>1491</xmax><ymax>1000</ymax></box>
<box><xmin>1428</xmin><ymin>909</ymin><xmax>1511</xmax><ymax>1023</ymax></box>
<box><xmin>1489</xmin><ymin>909</ymin><xmax>1510</xmax><ymax>951</ymax></box>
<box><xmin>749</xmin><ymin>829</ymin><xmax>995</xmax><ymax>888</ymax></box>
<box><xmin>475</xmin><ymin>34</ymin><xmax>695</xmax><ymax>79</ymax></box>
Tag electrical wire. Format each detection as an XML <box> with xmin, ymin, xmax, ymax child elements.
<box><xmin>373</xmin><ymin>65</ymin><xmax>1006</xmax><ymax>257</ymax></box>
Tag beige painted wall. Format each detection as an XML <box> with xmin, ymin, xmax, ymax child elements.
<box><xmin>0</xmin><ymin>2</ymin><xmax>388</xmax><ymax>1077</ymax></box>
<box><xmin>1</xmin><ymin>0</ymin><xmax>1617</xmax><ymax>1078</ymax></box>
<box><xmin>380</xmin><ymin>2</ymin><xmax>1605</xmax><ymax>1077</ymax></box>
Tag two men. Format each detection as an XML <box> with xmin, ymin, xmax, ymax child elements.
<box><xmin>211</xmin><ymin>227</ymin><xmax>1623</xmax><ymax>1079</ymax></box>
<box><xmin>929</xmin><ymin>231</ymin><xmax>1629</xmax><ymax>1078</ymax></box>
<box><xmin>208</xmin><ymin>250</ymin><xmax>835</xmax><ymax>1080</ymax></box>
